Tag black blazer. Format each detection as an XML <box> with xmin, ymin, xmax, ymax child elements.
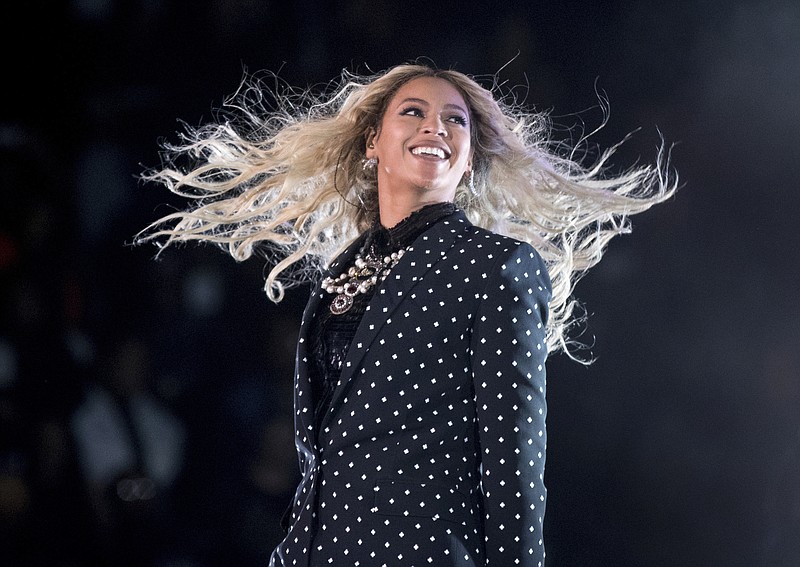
<box><xmin>270</xmin><ymin>209</ymin><xmax>551</xmax><ymax>567</ymax></box>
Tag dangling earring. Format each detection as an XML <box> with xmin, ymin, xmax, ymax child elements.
<box><xmin>362</xmin><ymin>142</ymin><xmax>377</xmax><ymax>172</ymax></box>
<box><xmin>466</xmin><ymin>170</ymin><xmax>477</xmax><ymax>196</ymax></box>
<box><xmin>334</xmin><ymin>146</ymin><xmax>376</xmax><ymax>212</ymax></box>
<box><xmin>362</xmin><ymin>157</ymin><xmax>377</xmax><ymax>171</ymax></box>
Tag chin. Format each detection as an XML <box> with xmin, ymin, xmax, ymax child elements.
<box><xmin>412</xmin><ymin>176</ymin><xmax>453</xmax><ymax>192</ymax></box>
<box><xmin>418</xmin><ymin>187</ymin><xmax>457</xmax><ymax>204</ymax></box>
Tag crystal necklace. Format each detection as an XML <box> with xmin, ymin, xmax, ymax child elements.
<box><xmin>322</xmin><ymin>245</ymin><xmax>406</xmax><ymax>315</ymax></box>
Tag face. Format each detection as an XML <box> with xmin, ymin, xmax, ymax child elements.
<box><xmin>366</xmin><ymin>76</ymin><xmax>473</xmax><ymax>210</ymax></box>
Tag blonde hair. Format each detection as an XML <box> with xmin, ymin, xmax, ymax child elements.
<box><xmin>136</xmin><ymin>63</ymin><xmax>678</xmax><ymax>359</ymax></box>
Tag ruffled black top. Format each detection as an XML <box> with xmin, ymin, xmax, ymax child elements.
<box><xmin>309</xmin><ymin>202</ymin><xmax>456</xmax><ymax>430</ymax></box>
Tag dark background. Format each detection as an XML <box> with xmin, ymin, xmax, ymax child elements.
<box><xmin>2</xmin><ymin>1</ymin><xmax>798</xmax><ymax>566</ymax></box>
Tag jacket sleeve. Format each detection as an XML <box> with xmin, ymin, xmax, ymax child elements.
<box><xmin>470</xmin><ymin>242</ymin><xmax>551</xmax><ymax>566</ymax></box>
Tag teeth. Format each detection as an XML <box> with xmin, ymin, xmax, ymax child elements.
<box><xmin>412</xmin><ymin>147</ymin><xmax>446</xmax><ymax>159</ymax></box>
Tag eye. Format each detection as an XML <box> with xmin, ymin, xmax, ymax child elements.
<box><xmin>447</xmin><ymin>115</ymin><xmax>468</xmax><ymax>126</ymax></box>
<box><xmin>400</xmin><ymin>106</ymin><xmax>424</xmax><ymax>117</ymax></box>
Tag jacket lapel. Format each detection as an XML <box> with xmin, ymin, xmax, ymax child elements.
<box><xmin>299</xmin><ymin>232</ymin><xmax>368</xmax><ymax>339</ymax></box>
<box><xmin>320</xmin><ymin>210</ymin><xmax>471</xmax><ymax>429</ymax></box>
<box><xmin>294</xmin><ymin>233</ymin><xmax>367</xmax><ymax>451</ymax></box>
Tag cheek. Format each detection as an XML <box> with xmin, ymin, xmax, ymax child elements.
<box><xmin>458</xmin><ymin>140</ymin><xmax>473</xmax><ymax>165</ymax></box>
<box><xmin>377</xmin><ymin>130</ymin><xmax>403</xmax><ymax>156</ymax></box>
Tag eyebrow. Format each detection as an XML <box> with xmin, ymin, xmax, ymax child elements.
<box><xmin>396</xmin><ymin>97</ymin><xmax>468</xmax><ymax>115</ymax></box>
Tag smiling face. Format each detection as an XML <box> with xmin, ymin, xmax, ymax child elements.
<box><xmin>366</xmin><ymin>76</ymin><xmax>473</xmax><ymax>226</ymax></box>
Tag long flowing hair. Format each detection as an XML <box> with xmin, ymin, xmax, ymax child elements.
<box><xmin>136</xmin><ymin>63</ymin><xmax>678</xmax><ymax>359</ymax></box>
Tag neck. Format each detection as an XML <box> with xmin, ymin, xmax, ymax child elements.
<box><xmin>378</xmin><ymin>192</ymin><xmax>454</xmax><ymax>228</ymax></box>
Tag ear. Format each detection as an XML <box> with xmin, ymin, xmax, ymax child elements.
<box><xmin>365</xmin><ymin>127</ymin><xmax>379</xmax><ymax>159</ymax></box>
<box><xmin>464</xmin><ymin>149</ymin><xmax>474</xmax><ymax>175</ymax></box>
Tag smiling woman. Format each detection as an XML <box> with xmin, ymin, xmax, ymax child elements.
<box><xmin>365</xmin><ymin>76</ymin><xmax>474</xmax><ymax>226</ymax></box>
<box><xmin>136</xmin><ymin>62</ymin><xmax>677</xmax><ymax>566</ymax></box>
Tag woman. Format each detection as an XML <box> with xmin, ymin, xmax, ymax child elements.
<box><xmin>138</xmin><ymin>63</ymin><xmax>676</xmax><ymax>566</ymax></box>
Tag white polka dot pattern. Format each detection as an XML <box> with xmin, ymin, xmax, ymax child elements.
<box><xmin>270</xmin><ymin>210</ymin><xmax>551</xmax><ymax>567</ymax></box>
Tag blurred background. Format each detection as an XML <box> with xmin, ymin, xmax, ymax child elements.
<box><xmin>1</xmin><ymin>1</ymin><xmax>798</xmax><ymax>566</ymax></box>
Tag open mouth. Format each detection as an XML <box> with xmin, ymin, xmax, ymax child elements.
<box><xmin>411</xmin><ymin>146</ymin><xmax>450</xmax><ymax>159</ymax></box>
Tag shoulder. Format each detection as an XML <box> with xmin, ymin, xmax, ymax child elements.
<box><xmin>411</xmin><ymin>209</ymin><xmax>549</xmax><ymax>284</ymax></box>
<box><xmin>461</xmin><ymin>226</ymin><xmax>552</xmax><ymax>307</ymax></box>
<box><xmin>462</xmin><ymin>225</ymin><xmax>548</xmax><ymax>273</ymax></box>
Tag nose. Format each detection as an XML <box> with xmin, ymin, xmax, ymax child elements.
<box><xmin>420</xmin><ymin>115</ymin><xmax>448</xmax><ymax>137</ymax></box>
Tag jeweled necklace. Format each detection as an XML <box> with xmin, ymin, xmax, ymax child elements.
<box><xmin>322</xmin><ymin>245</ymin><xmax>406</xmax><ymax>315</ymax></box>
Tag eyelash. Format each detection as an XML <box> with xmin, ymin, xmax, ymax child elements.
<box><xmin>400</xmin><ymin>106</ymin><xmax>468</xmax><ymax>126</ymax></box>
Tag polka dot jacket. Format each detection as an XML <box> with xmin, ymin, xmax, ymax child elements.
<box><xmin>270</xmin><ymin>209</ymin><xmax>552</xmax><ymax>567</ymax></box>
